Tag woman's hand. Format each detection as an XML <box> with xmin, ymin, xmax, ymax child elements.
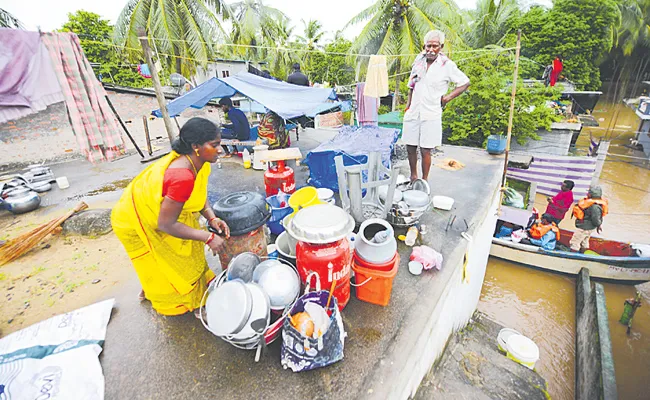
<box><xmin>207</xmin><ymin>234</ymin><xmax>226</xmax><ymax>255</ymax></box>
<box><xmin>209</xmin><ymin>218</ymin><xmax>230</xmax><ymax>238</ymax></box>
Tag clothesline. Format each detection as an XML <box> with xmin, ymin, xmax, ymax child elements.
<box><xmin>79</xmin><ymin>37</ymin><xmax>515</xmax><ymax>60</ymax></box>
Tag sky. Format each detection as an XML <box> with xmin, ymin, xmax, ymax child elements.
<box><xmin>1</xmin><ymin>0</ymin><xmax>483</xmax><ymax>41</ymax></box>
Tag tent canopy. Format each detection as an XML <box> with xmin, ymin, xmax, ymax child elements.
<box><xmin>152</xmin><ymin>72</ymin><xmax>338</xmax><ymax>120</ymax></box>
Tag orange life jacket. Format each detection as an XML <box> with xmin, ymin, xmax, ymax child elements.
<box><xmin>529</xmin><ymin>222</ymin><xmax>560</xmax><ymax>241</ymax></box>
<box><xmin>572</xmin><ymin>198</ymin><xmax>608</xmax><ymax>220</ymax></box>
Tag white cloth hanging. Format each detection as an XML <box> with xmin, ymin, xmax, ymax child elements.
<box><xmin>363</xmin><ymin>55</ymin><xmax>388</xmax><ymax>98</ymax></box>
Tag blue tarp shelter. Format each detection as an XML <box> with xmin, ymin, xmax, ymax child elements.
<box><xmin>304</xmin><ymin>126</ymin><xmax>400</xmax><ymax>192</ymax></box>
<box><xmin>152</xmin><ymin>72</ymin><xmax>339</xmax><ymax>120</ymax></box>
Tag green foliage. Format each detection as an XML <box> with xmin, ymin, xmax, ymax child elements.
<box><xmin>61</xmin><ymin>11</ymin><xmax>148</xmax><ymax>88</ymax></box>
<box><xmin>467</xmin><ymin>0</ymin><xmax>520</xmax><ymax>48</ymax></box>
<box><xmin>345</xmin><ymin>0</ymin><xmax>468</xmax><ymax>73</ymax></box>
<box><xmin>442</xmin><ymin>52</ymin><xmax>562</xmax><ymax>147</ymax></box>
<box><xmin>0</xmin><ymin>7</ymin><xmax>23</xmax><ymax>28</ymax></box>
<box><xmin>506</xmin><ymin>0</ymin><xmax>620</xmax><ymax>90</ymax></box>
<box><xmin>114</xmin><ymin>0</ymin><xmax>226</xmax><ymax>75</ymax></box>
<box><xmin>307</xmin><ymin>38</ymin><xmax>355</xmax><ymax>86</ymax></box>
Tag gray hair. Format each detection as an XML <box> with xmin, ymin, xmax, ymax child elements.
<box><xmin>424</xmin><ymin>30</ymin><xmax>445</xmax><ymax>45</ymax></box>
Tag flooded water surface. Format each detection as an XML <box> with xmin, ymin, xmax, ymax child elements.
<box><xmin>479</xmin><ymin>101</ymin><xmax>650</xmax><ymax>399</ymax></box>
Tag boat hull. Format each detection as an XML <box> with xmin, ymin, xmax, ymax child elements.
<box><xmin>490</xmin><ymin>238</ymin><xmax>650</xmax><ymax>283</ymax></box>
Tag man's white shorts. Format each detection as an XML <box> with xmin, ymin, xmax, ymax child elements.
<box><xmin>402</xmin><ymin>119</ymin><xmax>442</xmax><ymax>149</ymax></box>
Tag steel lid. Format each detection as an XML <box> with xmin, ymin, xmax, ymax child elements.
<box><xmin>205</xmin><ymin>280</ymin><xmax>253</xmax><ymax>336</ymax></box>
<box><xmin>286</xmin><ymin>204</ymin><xmax>355</xmax><ymax>244</ymax></box>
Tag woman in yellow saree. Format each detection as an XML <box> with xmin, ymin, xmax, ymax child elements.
<box><xmin>111</xmin><ymin>118</ymin><xmax>230</xmax><ymax>316</ymax></box>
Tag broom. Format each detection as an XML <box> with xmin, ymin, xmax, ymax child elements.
<box><xmin>0</xmin><ymin>201</ymin><xmax>88</xmax><ymax>266</ymax></box>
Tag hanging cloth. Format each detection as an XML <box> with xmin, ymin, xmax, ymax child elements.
<box><xmin>0</xmin><ymin>29</ymin><xmax>64</xmax><ymax>123</ymax></box>
<box><xmin>138</xmin><ymin>63</ymin><xmax>152</xmax><ymax>78</ymax></box>
<box><xmin>356</xmin><ymin>83</ymin><xmax>378</xmax><ymax>126</ymax></box>
<box><xmin>363</xmin><ymin>55</ymin><xmax>388</xmax><ymax>98</ymax></box>
<box><xmin>41</xmin><ymin>32</ymin><xmax>126</xmax><ymax>162</ymax></box>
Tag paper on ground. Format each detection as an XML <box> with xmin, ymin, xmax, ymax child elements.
<box><xmin>0</xmin><ymin>299</ymin><xmax>115</xmax><ymax>400</ymax></box>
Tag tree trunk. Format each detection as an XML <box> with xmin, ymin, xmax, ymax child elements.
<box><xmin>175</xmin><ymin>54</ymin><xmax>182</xmax><ymax>74</ymax></box>
<box><xmin>392</xmin><ymin>60</ymin><xmax>401</xmax><ymax>112</ymax></box>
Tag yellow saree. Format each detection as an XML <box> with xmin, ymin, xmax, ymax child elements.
<box><xmin>111</xmin><ymin>151</ymin><xmax>215</xmax><ymax>315</ymax></box>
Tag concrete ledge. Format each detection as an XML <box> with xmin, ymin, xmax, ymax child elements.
<box><xmin>575</xmin><ymin>268</ymin><xmax>617</xmax><ymax>400</ymax></box>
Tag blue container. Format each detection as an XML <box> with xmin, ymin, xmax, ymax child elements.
<box><xmin>266</xmin><ymin>194</ymin><xmax>293</xmax><ymax>235</ymax></box>
<box><xmin>487</xmin><ymin>135</ymin><xmax>507</xmax><ymax>155</ymax></box>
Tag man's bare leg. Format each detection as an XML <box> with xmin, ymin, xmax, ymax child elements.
<box><xmin>421</xmin><ymin>147</ymin><xmax>432</xmax><ymax>181</ymax></box>
<box><xmin>407</xmin><ymin>145</ymin><xmax>419</xmax><ymax>181</ymax></box>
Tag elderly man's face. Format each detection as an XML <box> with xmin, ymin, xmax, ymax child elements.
<box><xmin>424</xmin><ymin>39</ymin><xmax>442</xmax><ymax>61</ymax></box>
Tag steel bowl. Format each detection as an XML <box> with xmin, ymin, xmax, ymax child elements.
<box><xmin>226</xmin><ymin>252</ymin><xmax>262</xmax><ymax>282</ymax></box>
<box><xmin>256</xmin><ymin>262</ymin><xmax>300</xmax><ymax>310</ymax></box>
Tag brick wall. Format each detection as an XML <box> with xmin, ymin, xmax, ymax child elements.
<box><xmin>0</xmin><ymin>88</ymin><xmax>223</xmax><ymax>169</ymax></box>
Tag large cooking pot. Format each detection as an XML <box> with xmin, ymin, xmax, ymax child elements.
<box><xmin>213</xmin><ymin>191</ymin><xmax>271</xmax><ymax>236</ymax></box>
<box><xmin>1</xmin><ymin>186</ymin><xmax>41</xmax><ymax>214</ymax></box>
<box><xmin>355</xmin><ymin>218</ymin><xmax>397</xmax><ymax>265</ymax></box>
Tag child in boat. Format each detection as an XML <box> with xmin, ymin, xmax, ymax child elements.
<box><xmin>528</xmin><ymin>214</ymin><xmax>560</xmax><ymax>251</ymax></box>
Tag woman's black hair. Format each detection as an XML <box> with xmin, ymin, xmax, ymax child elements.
<box><xmin>171</xmin><ymin>117</ymin><xmax>220</xmax><ymax>154</ymax></box>
<box><xmin>563</xmin><ymin>180</ymin><xmax>575</xmax><ymax>190</ymax></box>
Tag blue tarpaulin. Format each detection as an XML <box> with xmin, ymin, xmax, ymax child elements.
<box><xmin>303</xmin><ymin>126</ymin><xmax>400</xmax><ymax>192</ymax></box>
<box><xmin>152</xmin><ymin>78</ymin><xmax>236</xmax><ymax>118</ymax></box>
<box><xmin>152</xmin><ymin>72</ymin><xmax>338</xmax><ymax>120</ymax></box>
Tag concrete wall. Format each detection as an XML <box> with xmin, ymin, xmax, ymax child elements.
<box><xmin>509</xmin><ymin>122</ymin><xmax>582</xmax><ymax>156</ymax></box>
<box><xmin>575</xmin><ymin>268</ymin><xmax>617</xmax><ymax>400</ymax></box>
<box><xmin>0</xmin><ymin>88</ymin><xmax>222</xmax><ymax>170</ymax></box>
<box><xmin>366</xmin><ymin>185</ymin><xmax>500</xmax><ymax>399</ymax></box>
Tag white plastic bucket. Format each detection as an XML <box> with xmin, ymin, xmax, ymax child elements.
<box><xmin>56</xmin><ymin>177</ymin><xmax>70</xmax><ymax>189</ymax></box>
<box><xmin>506</xmin><ymin>334</ymin><xmax>539</xmax><ymax>370</ymax></box>
<box><xmin>316</xmin><ymin>187</ymin><xmax>335</xmax><ymax>205</ymax></box>
<box><xmin>497</xmin><ymin>328</ymin><xmax>521</xmax><ymax>353</ymax></box>
<box><xmin>252</xmin><ymin>145</ymin><xmax>268</xmax><ymax>170</ymax></box>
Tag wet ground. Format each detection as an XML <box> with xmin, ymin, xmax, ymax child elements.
<box><xmin>479</xmin><ymin>100</ymin><xmax>650</xmax><ymax>400</ymax></box>
<box><xmin>1</xmin><ymin>128</ymin><xmax>509</xmax><ymax>399</ymax></box>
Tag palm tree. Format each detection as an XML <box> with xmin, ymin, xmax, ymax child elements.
<box><xmin>114</xmin><ymin>0</ymin><xmax>227</xmax><ymax>76</ymax></box>
<box><xmin>297</xmin><ymin>19</ymin><xmax>325</xmax><ymax>49</ymax></box>
<box><xmin>468</xmin><ymin>0</ymin><xmax>520</xmax><ymax>48</ymax></box>
<box><xmin>345</xmin><ymin>0</ymin><xmax>466</xmax><ymax>110</ymax></box>
<box><xmin>268</xmin><ymin>18</ymin><xmax>299</xmax><ymax>79</ymax></box>
<box><xmin>616</xmin><ymin>0</ymin><xmax>650</xmax><ymax>56</ymax></box>
<box><xmin>229</xmin><ymin>0</ymin><xmax>289</xmax><ymax>60</ymax></box>
<box><xmin>0</xmin><ymin>7</ymin><xmax>24</xmax><ymax>29</ymax></box>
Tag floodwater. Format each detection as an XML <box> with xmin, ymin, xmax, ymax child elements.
<box><xmin>479</xmin><ymin>100</ymin><xmax>650</xmax><ymax>399</ymax></box>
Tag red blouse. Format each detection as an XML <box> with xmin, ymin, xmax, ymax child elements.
<box><xmin>162</xmin><ymin>168</ymin><xmax>195</xmax><ymax>202</ymax></box>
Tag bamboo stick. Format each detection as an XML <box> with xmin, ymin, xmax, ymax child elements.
<box><xmin>497</xmin><ymin>30</ymin><xmax>522</xmax><ymax>215</ymax></box>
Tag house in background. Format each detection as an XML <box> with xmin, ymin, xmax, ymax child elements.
<box><xmin>194</xmin><ymin>59</ymin><xmax>269</xmax><ymax>85</ymax></box>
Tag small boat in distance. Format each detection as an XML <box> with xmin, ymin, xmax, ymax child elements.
<box><xmin>491</xmin><ymin>228</ymin><xmax>650</xmax><ymax>283</ymax></box>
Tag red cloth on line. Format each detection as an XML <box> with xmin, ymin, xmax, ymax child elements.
<box><xmin>550</xmin><ymin>59</ymin><xmax>563</xmax><ymax>87</ymax></box>
<box><xmin>162</xmin><ymin>168</ymin><xmax>195</xmax><ymax>202</ymax></box>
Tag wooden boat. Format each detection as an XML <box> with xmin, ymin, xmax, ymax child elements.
<box><xmin>491</xmin><ymin>228</ymin><xmax>650</xmax><ymax>283</ymax></box>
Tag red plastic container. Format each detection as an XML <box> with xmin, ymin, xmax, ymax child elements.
<box><xmin>353</xmin><ymin>251</ymin><xmax>398</xmax><ymax>272</ymax></box>
<box><xmin>296</xmin><ymin>238</ymin><xmax>351</xmax><ymax>310</ymax></box>
<box><xmin>264</xmin><ymin>160</ymin><xmax>295</xmax><ymax>197</ymax></box>
<box><xmin>352</xmin><ymin>253</ymin><xmax>400</xmax><ymax>306</ymax></box>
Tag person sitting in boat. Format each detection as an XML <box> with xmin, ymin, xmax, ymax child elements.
<box><xmin>544</xmin><ymin>180</ymin><xmax>575</xmax><ymax>225</ymax></box>
<box><xmin>570</xmin><ymin>186</ymin><xmax>608</xmax><ymax>252</ymax></box>
<box><xmin>528</xmin><ymin>214</ymin><xmax>560</xmax><ymax>251</ymax></box>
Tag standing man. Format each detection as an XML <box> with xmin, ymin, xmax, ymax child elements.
<box><xmin>570</xmin><ymin>186</ymin><xmax>608</xmax><ymax>252</ymax></box>
<box><xmin>545</xmin><ymin>180</ymin><xmax>575</xmax><ymax>225</ymax></box>
<box><xmin>403</xmin><ymin>30</ymin><xmax>470</xmax><ymax>182</ymax></box>
<box><xmin>287</xmin><ymin>63</ymin><xmax>309</xmax><ymax>87</ymax></box>
<box><xmin>218</xmin><ymin>97</ymin><xmax>250</xmax><ymax>157</ymax></box>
